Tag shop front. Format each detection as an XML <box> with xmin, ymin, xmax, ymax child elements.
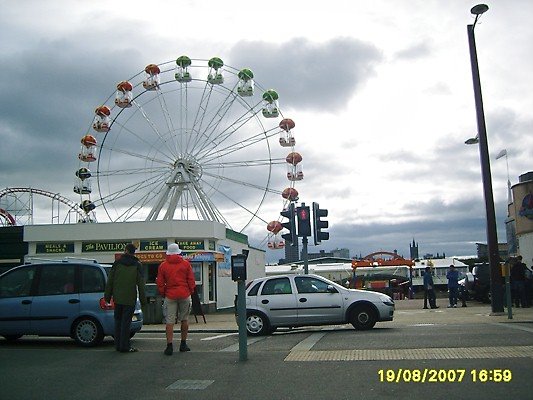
<box><xmin>23</xmin><ymin>220</ymin><xmax>266</xmax><ymax>316</ymax></box>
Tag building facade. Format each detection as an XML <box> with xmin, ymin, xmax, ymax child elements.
<box><xmin>507</xmin><ymin>171</ymin><xmax>533</xmax><ymax>266</ymax></box>
<box><xmin>20</xmin><ymin>220</ymin><xmax>265</xmax><ymax>311</ymax></box>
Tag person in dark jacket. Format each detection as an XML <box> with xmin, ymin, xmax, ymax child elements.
<box><xmin>511</xmin><ymin>255</ymin><xmax>530</xmax><ymax>308</ymax></box>
<box><xmin>423</xmin><ymin>266</ymin><xmax>438</xmax><ymax>309</ymax></box>
<box><xmin>104</xmin><ymin>243</ymin><xmax>147</xmax><ymax>353</ymax></box>
<box><xmin>446</xmin><ymin>265</ymin><xmax>460</xmax><ymax>308</ymax></box>
<box><xmin>156</xmin><ymin>243</ymin><xmax>196</xmax><ymax>355</ymax></box>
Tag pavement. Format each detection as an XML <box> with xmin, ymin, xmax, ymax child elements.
<box><xmin>141</xmin><ymin>298</ymin><xmax>533</xmax><ymax>333</ymax></box>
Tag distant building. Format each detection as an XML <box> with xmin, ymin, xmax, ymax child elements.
<box><xmin>475</xmin><ymin>242</ymin><xmax>508</xmax><ymax>260</ymax></box>
<box><xmin>331</xmin><ymin>248</ymin><xmax>350</xmax><ymax>259</ymax></box>
<box><xmin>281</xmin><ymin>240</ymin><xmax>299</xmax><ymax>264</ymax></box>
<box><xmin>410</xmin><ymin>239</ymin><xmax>419</xmax><ymax>260</ymax></box>
<box><xmin>307</xmin><ymin>249</ymin><xmax>333</xmax><ymax>260</ymax></box>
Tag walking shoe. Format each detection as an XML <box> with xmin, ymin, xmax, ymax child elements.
<box><xmin>430</xmin><ymin>306</ymin><xmax>439</xmax><ymax>309</ymax></box>
<box><xmin>120</xmin><ymin>347</ymin><xmax>138</xmax><ymax>353</ymax></box>
<box><xmin>453</xmin><ymin>304</ymin><xmax>457</xmax><ymax>308</ymax></box>
<box><xmin>179</xmin><ymin>342</ymin><xmax>190</xmax><ymax>352</ymax></box>
<box><xmin>447</xmin><ymin>305</ymin><xmax>453</xmax><ymax>308</ymax></box>
<box><xmin>164</xmin><ymin>343</ymin><xmax>173</xmax><ymax>356</ymax></box>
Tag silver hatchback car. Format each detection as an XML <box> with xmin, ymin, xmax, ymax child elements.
<box><xmin>244</xmin><ymin>274</ymin><xmax>394</xmax><ymax>336</ymax></box>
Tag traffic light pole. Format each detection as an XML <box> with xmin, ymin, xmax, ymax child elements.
<box><xmin>302</xmin><ymin>236</ymin><xmax>309</xmax><ymax>274</ymax></box>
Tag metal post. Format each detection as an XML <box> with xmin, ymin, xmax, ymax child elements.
<box><xmin>467</xmin><ymin>22</ymin><xmax>504</xmax><ymax>314</ymax></box>
<box><xmin>302</xmin><ymin>236</ymin><xmax>309</xmax><ymax>274</ymax></box>
<box><xmin>237</xmin><ymin>280</ymin><xmax>247</xmax><ymax>361</ymax></box>
<box><xmin>504</xmin><ymin>272</ymin><xmax>513</xmax><ymax>320</ymax></box>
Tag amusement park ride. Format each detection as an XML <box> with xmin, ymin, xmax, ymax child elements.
<box><xmin>0</xmin><ymin>57</ymin><xmax>304</xmax><ymax>251</ymax></box>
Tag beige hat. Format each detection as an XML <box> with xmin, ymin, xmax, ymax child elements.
<box><xmin>166</xmin><ymin>243</ymin><xmax>182</xmax><ymax>255</ymax></box>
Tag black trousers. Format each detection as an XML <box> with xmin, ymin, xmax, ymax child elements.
<box><xmin>114</xmin><ymin>304</ymin><xmax>135</xmax><ymax>352</ymax></box>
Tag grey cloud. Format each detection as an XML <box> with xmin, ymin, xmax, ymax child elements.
<box><xmin>228</xmin><ymin>37</ymin><xmax>383</xmax><ymax>112</ymax></box>
<box><xmin>299</xmin><ymin>204</ymin><xmax>507</xmax><ymax>262</ymax></box>
<box><xmin>393</xmin><ymin>42</ymin><xmax>432</xmax><ymax>60</ymax></box>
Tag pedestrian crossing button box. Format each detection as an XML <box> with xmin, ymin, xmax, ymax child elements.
<box><xmin>231</xmin><ymin>254</ymin><xmax>247</xmax><ymax>281</ymax></box>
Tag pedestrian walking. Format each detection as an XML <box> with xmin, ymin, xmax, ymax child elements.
<box><xmin>104</xmin><ymin>243</ymin><xmax>147</xmax><ymax>353</ymax></box>
<box><xmin>446</xmin><ymin>265</ymin><xmax>459</xmax><ymax>308</ymax></box>
<box><xmin>423</xmin><ymin>266</ymin><xmax>438</xmax><ymax>309</ymax></box>
<box><xmin>156</xmin><ymin>243</ymin><xmax>196</xmax><ymax>355</ymax></box>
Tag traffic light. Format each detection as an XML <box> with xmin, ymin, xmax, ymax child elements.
<box><xmin>312</xmin><ymin>202</ymin><xmax>329</xmax><ymax>245</ymax></box>
<box><xmin>296</xmin><ymin>205</ymin><xmax>311</xmax><ymax>237</ymax></box>
<box><xmin>280</xmin><ymin>203</ymin><xmax>297</xmax><ymax>246</ymax></box>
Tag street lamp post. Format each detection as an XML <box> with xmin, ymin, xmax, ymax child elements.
<box><xmin>467</xmin><ymin>4</ymin><xmax>504</xmax><ymax>313</ymax></box>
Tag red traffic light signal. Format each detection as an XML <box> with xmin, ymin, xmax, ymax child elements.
<box><xmin>297</xmin><ymin>205</ymin><xmax>311</xmax><ymax>237</ymax></box>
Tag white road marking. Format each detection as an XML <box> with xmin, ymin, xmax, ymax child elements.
<box><xmin>219</xmin><ymin>336</ymin><xmax>265</xmax><ymax>352</ymax></box>
<box><xmin>201</xmin><ymin>333</ymin><xmax>238</xmax><ymax>341</ymax></box>
<box><xmin>493</xmin><ymin>323</ymin><xmax>533</xmax><ymax>333</ymax></box>
<box><xmin>290</xmin><ymin>332</ymin><xmax>327</xmax><ymax>352</ymax></box>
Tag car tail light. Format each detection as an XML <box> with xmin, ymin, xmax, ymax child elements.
<box><xmin>99</xmin><ymin>297</ymin><xmax>115</xmax><ymax>310</ymax></box>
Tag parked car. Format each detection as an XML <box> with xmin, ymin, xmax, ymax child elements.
<box><xmin>242</xmin><ymin>274</ymin><xmax>395</xmax><ymax>336</ymax></box>
<box><xmin>0</xmin><ymin>258</ymin><xmax>143</xmax><ymax>346</ymax></box>
<box><xmin>459</xmin><ymin>263</ymin><xmax>491</xmax><ymax>303</ymax></box>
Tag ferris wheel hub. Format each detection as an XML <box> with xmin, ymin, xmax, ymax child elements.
<box><xmin>169</xmin><ymin>156</ymin><xmax>202</xmax><ymax>185</ymax></box>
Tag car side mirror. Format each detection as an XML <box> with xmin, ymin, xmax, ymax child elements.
<box><xmin>327</xmin><ymin>285</ymin><xmax>337</xmax><ymax>293</ymax></box>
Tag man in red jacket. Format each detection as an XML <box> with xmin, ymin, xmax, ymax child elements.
<box><xmin>156</xmin><ymin>243</ymin><xmax>196</xmax><ymax>355</ymax></box>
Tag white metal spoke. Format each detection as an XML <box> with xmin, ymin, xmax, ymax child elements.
<box><xmin>202</xmin><ymin>127</ymin><xmax>279</xmax><ymax>165</ymax></box>
<box><xmin>110</xmin><ymin>114</ymin><xmax>175</xmax><ymax>161</ymax></box>
<box><xmin>203</xmin><ymin>158</ymin><xmax>285</xmax><ymax>169</ymax></box>
<box><xmin>200</xmin><ymin>177</ymin><xmax>269</xmax><ymax>226</ymax></box>
<box><xmin>194</xmin><ymin>102</ymin><xmax>263</xmax><ymax>160</ymax></box>
<box><xmin>130</xmin><ymin>100</ymin><xmax>177</xmax><ymax>158</ymax></box>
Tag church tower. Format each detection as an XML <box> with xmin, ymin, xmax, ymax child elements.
<box><xmin>409</xmin><ymin>239</ymin><xmax>419</xmax><ymax>260</ymax></box>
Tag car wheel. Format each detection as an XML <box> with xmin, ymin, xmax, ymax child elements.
<box><xmin>73</xmin><ymin>317</ymin><xmax>104</xmax><ymax>347</ymax></box>
<box><xmin>3</xmin><ymin>334</ymin><xmax>23</xmax><ymax>341</ymax></box>
<box><xmin>246</xmin><ymin>312</ymin><xmax>270</xmax><ymax>336</ymax></box>
<box><xmin>350</xmin><ymin>305</ymin><xmax>377</xmax><ymax>330</ymax></box>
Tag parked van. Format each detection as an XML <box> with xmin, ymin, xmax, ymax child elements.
<box><xmin>0</xmin><ymin>258</ymin><xmax>143</xmax><ymax>346</ymax></box>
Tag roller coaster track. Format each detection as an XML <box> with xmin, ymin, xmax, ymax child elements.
<box><xmin>0</xmin><ymin>187</ymin><xmax>86</xmax><ymax>225</ymax></box>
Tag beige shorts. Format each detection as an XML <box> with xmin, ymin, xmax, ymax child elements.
<box><xmin>163</xmin><ymin>296</ymin><xmax>192</xmax><ymax>324</ymax></box>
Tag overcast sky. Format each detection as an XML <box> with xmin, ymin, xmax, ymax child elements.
<box><xmin>1</xmin><ymin>0</ymin><xmax>532</xmax><ymax>262</ymax></box>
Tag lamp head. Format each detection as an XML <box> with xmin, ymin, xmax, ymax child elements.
<box><xmin>471</xmin><ymin>4</ymin><xmax>489</xmax><ymax>16</ymax></box>
<box><xmin>465</xmin><ymin>136</ymin><xmax>480</xmax><ymax>145</ymax></box>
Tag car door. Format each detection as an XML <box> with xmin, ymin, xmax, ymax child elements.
<box><xmin>294</xmin><ymin>276</ymin><xmax>344</xmax><ymax>324</ymax></box>
<box><xmin>256</xmin><ymin>277</ymin><xmax>298</xmax><ymax>326</ymax></box>
<box><xmin>0</xmin><ymin>265</ymin><xmax>37</xmax><ymax>336</ymax></box>
<box><xmin>30</xmin><ymin>264</ymin><xmax>80</xmax><ymax>335</ymax></box>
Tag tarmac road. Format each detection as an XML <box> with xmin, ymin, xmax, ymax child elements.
<box><xmin>1</xmin><ymin>299</ymin><xmax>532</xmax><ymax>400</ymax></box>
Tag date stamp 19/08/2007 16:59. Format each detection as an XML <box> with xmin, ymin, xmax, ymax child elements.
<box><xmin>378</xmin><ymin>369</ymin><xmax>512</xmax><ymax>384</ymax></box>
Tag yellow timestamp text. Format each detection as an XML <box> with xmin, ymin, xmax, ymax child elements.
<box><xmin>378</xmin><ymin>369</ymin><xmax>512</xmax><ymax>383</ymax></box>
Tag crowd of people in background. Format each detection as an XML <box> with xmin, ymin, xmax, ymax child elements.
<box><xmin>422</xmin><ymin>255</ymin><xmax>532</xmax><ymax>310</ymax></box>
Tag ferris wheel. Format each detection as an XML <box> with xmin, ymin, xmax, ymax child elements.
<box><xmin>75</xmin><ymin>56</ymin><xmax>303</xmax><ymax>246</ymax></box>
